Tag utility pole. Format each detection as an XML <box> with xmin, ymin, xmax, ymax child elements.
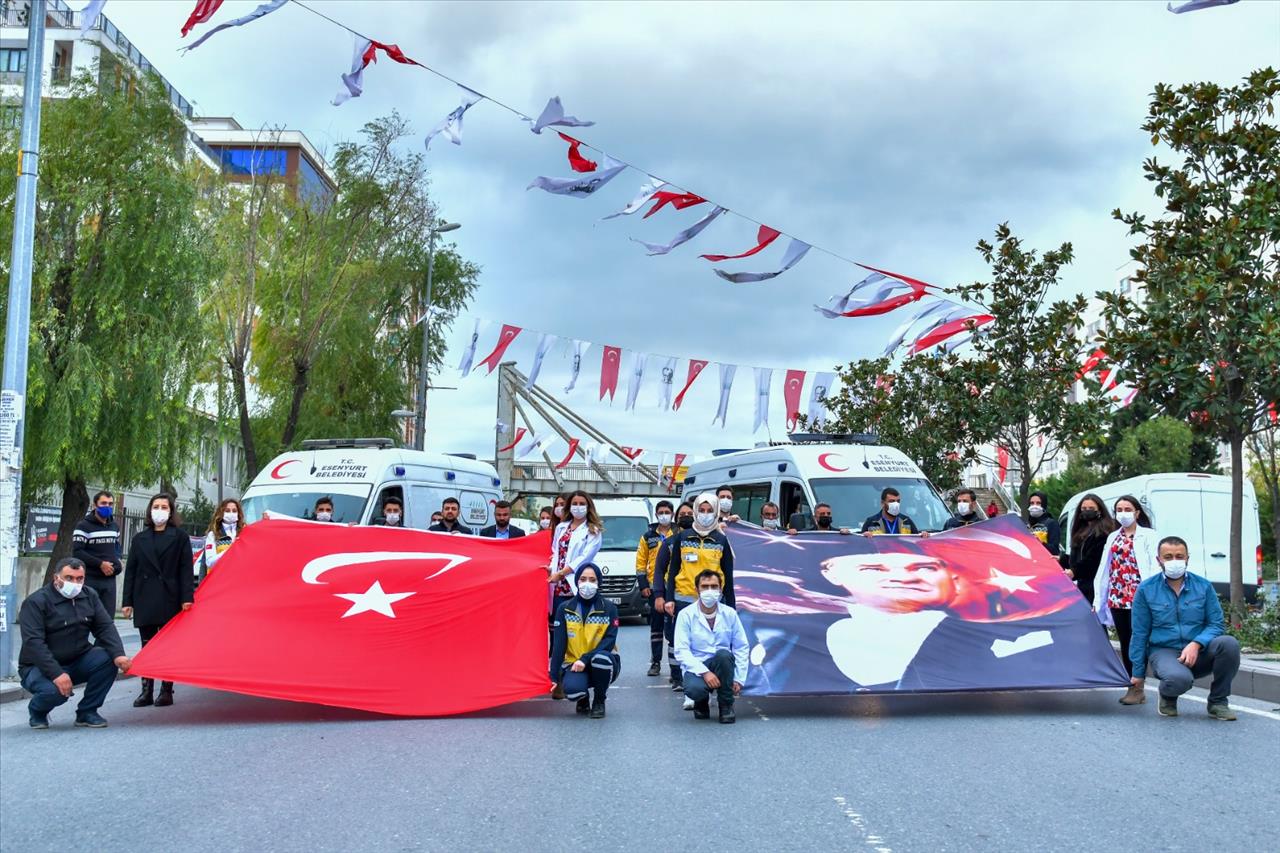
<box><xmin>1</xmin><ymin>0</ymin><xmax>46</xmax><ymax>677</ymax></box>
<box><xmin>413</xmin><ymin>221</ymin><xmax>460</xmax><ymax>451</ymax></box>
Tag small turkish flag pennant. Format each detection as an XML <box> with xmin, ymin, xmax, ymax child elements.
<box><xmin>783</xmin><ymin>369</ymin><xmax>806</xmax><ymax>432</ymax></box>
<box><xmin>599</xmin><ymin>346</ymin><xmax>622</xmax><ymax>402</ymax></box>
<box><xmin>673</xmin><ymin>359</ymin><xmax>709</xmax><ymax>411</ymax></box>
<box><xmin>475</xmin><ymin>324</ymin><xmax>522</xmax><ymax>375</ymax></box>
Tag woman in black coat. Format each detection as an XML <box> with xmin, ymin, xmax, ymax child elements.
<box><xmin>122</xmin><ymin>493</ymin><xmax>194</xmax><ymax>708</ymax></box>
<box><xmin>1065</xmin><ymin>493</ymin><xmax>1117</xmax><ymax>606</ymax></box>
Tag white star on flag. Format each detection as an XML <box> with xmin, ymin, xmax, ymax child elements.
<box><xmin>986</xmin><ymin>568</ymin><xmax>1036</xmax><ymax>594</ymax></box>
<box><xmin>334</xmin><ymin>580</ymin><xmax>415</xmax><ymax>618</ymax></box>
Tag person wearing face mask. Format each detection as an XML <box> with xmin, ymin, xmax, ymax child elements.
<box><xmin>673</xmin><ymin>570</ymin><xmax>749</xmax><ymax>723</ymax></box>
<box><xmin>18</xmin><ymin>557</ymin><xmax>132</xmax><ymax>729</ymax></box>
<box><xmin>199</xmin><ymin>498</ymin><xmax>244</xmax><ymax>583</ymax></box>
<box><xmin>1129</xmin><ymin>536</ymin><xmax>1240</xmax><ymax>720</ymax></box>
<box><xmin>122</xmin><ymin>494</ymin><xmax>194</xmax><ymax>708</ymax></box>
<box><xmin>549</xmin><ymin>563</ymin><xmax>620</xmax><ymax>719</ymax></box>
<box><xmin>428</xmin><ymin>497</ymin><xmax>474</xmax><ymax>534</ymax></box>
<box><xmin>549</xmin><ymin>490</ymin><xmax>604</xmax><ymax>607</ymax></box>
<box><xmin>663</xmin><ymin>493</ymin><xmax>736</xmax><ymax>702</ymax></box>
<box><xmin>1065</xmin><ymin>494</ymin><xmax>1115</xmax><ymax>604</ymax></box>
<box><xmin>71</xmin><ymin>491</ymin><xmax>123</xmax><ymax>617</ymax></box>
<box><xmin>636</xmin><ymin>500</ymin><xmax>677</xmax><ymax>676</ymax></box>
<box><xmin>760</xmin><ymin>501</ymin><xmax>782</xmax><ymax>530</ymax></box>
<box><xmin>314</xmin><ymin>497</ymin><xmax>337</xmax><ymax>523</ymax></box>
<box><xmin>1025</xmin><ymin>491</ymin><xmax>1061</xmax><ymax>555</ymax></box>
<box><xmin>715</xmin><ymin>485</ymin><xmax>741</xmax><ymax>526</ymax></box>
<box><xmin>861</xmin><ymin>487</ymin><xmax>928</xmax><ymax>536</ymax></box>
<box><xmin>536</xmin><ymin>506</ymin><xmax>555</xmax><ymax>531</ymax></box>
<box><xmin>371</xmin><ymin>496</ymin><xmax>406</xmax><ymax>528</ymax></box>
<box><xmin>1095</xmin><ymin>494</ymin><xmax>1160</xmax><ymax>704</ymax></box>
<box><xmin>943</xmin><ymin>489</ymin><xmax>984</xmax><ymax>529</ymax></box>
<box><xmin>653</xmin><ymin>502</ymin><xmax>696</xmax><ymax>687</ymax></box>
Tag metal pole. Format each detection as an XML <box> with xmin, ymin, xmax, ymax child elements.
<box><xmin>1</xmin><ymin>0</ymin><xmax>47</xmax><ymax>677</ymax></box>
<box><xmin>413</xmin><ymin>231</ymin><xmax>437</xmax><ymax>451</ymax></box>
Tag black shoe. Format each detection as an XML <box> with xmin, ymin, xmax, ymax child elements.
<box><xmin>133</xmin><ymin>678</ymin><xmax>154</xmax><ymax>707</ymax></box>
<box><xmin>575</xmin><ymin>697</ymin><xmax>590</xmax><ymax>715</ymax></box>
<box><xmin>647</xmin><ymin>662</ymin><xmax>661</xmax><ymax>676</ymax></box>
<box><xmin>589</xmin><ymin>698</ymin><xmax>606</xmax><ymax>719</ymax></box>
<box><xmin>154</xmin><ymin>682</ymin><xmax>174</xmax><ymax>707</ymax></box>
<box><xmin>693</xmin><ymin>699</ymin><xmax>711</xmax><ymax>720</ymax></box>
<box><xmin>74</xmin><ymin>712</ymin><xmax>109</xmax><ymax>728</ymax></box>
<box><xmin>719</xmin><ymin>704</ymin><xmax>736</xmax><ymax>725</ymax></box>
<box><xmin>29</xmin><ymin>712</ymin><xmax>50</xmax><ymax>729</ymax></box>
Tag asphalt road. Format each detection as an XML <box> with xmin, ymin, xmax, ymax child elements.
<box><xmin>2</xmin><ymin>622</ymin><xmax>1277</xmax><ymax>853</ymax></box>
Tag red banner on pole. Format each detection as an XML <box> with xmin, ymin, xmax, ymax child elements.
<box><xmin>599</xmin><ymin>346</ymin><xmax>622</xmax><ymax>402</ymax></box>
<box><xmin>783</xmin><ymin>369</ymin><xmax>806</xmax><ymax>431</ymax></box>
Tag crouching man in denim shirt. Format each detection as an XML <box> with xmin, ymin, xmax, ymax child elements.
<box><xmin>1129</xmin><ymin>535</ymin><xmax>1241</xmax><ymax>720</ymax></box>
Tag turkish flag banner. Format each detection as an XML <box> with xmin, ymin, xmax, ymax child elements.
<box><xmin>130</xmin><ymin>519</ymin><xmax>553</xmax><ymax>716</ymax></box>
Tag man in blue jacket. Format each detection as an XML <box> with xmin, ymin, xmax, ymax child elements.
<box><xmin>1129</xmin><ymin>535</ymin><xmax>1241</xmax><ymax>720</ymax></box>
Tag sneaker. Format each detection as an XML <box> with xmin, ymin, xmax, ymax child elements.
<box><xmin>647</xmin><ymin>662</ymin><xmax>661</xmax><ymax>677</ymax></box>
<box><xmin>682</xmin><ymin>697</ymin><xmax>695</xmax><ymax>711</ymax></box>
<box><xmin>693</xmin><ymin>699</ymin><xmax>710</xmax><ymax>720</ymax></box>
<box><xmin>29</xmin><ymin>712</ymin><xmax>49</xmax><ymax>730</ymax></box>
<box><xmin>1207</xmin><ymin>703</ymin><xmax>1237</xmax><ymax>721</ymax></box>
<box><xmin>575</xmin><ymin>697</ymin><xmax>590</xmax><ymax>715</ymax></box>
<box><xmin>1157</xmin><ymin>696</ymin><xmax>1178</xmax><ymax>717</ymax></box>
<box><xmin>74</xmin><ymin>712</ymin><xmax>109</xmax><ymax>728</ymax></box>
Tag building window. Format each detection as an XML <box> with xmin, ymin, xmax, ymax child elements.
<box><xmin>218</xmin><ymin>147</ymin><xmax>288</xmax><ymax>177</ymax></box>
<box><xmin>297</xmin><ymin>154</ymin><xmax>332</xmax><ymax>205</ymax></box>
<box><xmin>1</xmin><ymin>48</ymin><xmax>27</xmax><ymax>73</ymax></box>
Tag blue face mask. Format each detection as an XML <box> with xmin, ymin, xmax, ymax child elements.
<box><xmin>95</xmin><ymin>505</ymin><xmax>114</xmax><ymax>521</ymax></box>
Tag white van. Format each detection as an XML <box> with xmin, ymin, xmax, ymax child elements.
<box><xmin>680</xmin><ymin>437</ymin><xmax>953</xmax><ymax>532</ymax></box>
<box><xmin>240</xmin><ymin>438</ymin><xmax>503</xmax><ymax>530</ymax></box>
<box><xmin>1062</xmin><ymin>473</ymin><xmax>1263</xmax><ymax>599</ymax></box>
<box><xmin>592</xmin><ymin>498</ymin><xmax>657</xmax><ymax>619</ymax></box>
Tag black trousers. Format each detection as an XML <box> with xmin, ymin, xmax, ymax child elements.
<box><xmin>648</xmin><ymin>597</ymin><xmax>665</xmax><ymax>664</ymax></box>
<box><xmin>1110</xmin><ymin>608</ymin><xmax>1134</xmax><ymax>677</ymax></box>
<box><xmin>85</xmin><ymin>574</ymin><xmax>117</xmax><ymax>619</ymax></box>
<box><xmin>138</xmin><ymin>624</ymin><xmax>163</xmax><ymax>647</ymax></box>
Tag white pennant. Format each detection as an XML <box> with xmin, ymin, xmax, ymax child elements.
<box><xmin>182</xmin><ymin>0</ymin><xmax>287</xmax><ymax>52</ymax></box>
<box><xmin>529</xmin><ymin>96</ymin><xmax>595</xmax><ymax>134</ymax></box>
<box><xmin>425</xmin><ymin>85</ymin><xmax>484</xmax><ymax>150</ymax></box>
<box><xmin>633</xmin><ymin>206</ymin><xmax>726</xmax><ymax>256</ymax></box>
<box><xmin>333</xmin><ymin>36</ymin><xmax>372</xmax><ymax>106</ymax></box>
<box><xmin>753</xmin><ymin>367</ymin><xmax>773</xmax><ymax>433</ymax></box>
<box><xmin>808</xmin><ymin>371</ymin><xmax>835</xmax><ymax>430</ymax></box>
<box><xmin>528</xmin><ymin>156</ymin><xmax>627</xmax><ymax>198</ymax></box>
<box><xmin>602</xmin><ymin>178</ymin><xmax>667</xmax><ymax>220</ymax></box>
<box><xmin>656</xmin><ymin>356</ymin><xmax>678</xmax><ymax>410</ymax></box>
<box><xmin>518</xmin><ymin>433</ymin><xmax>554</xmax><ymax>460</ymax></box>
<box><xmin>715</xmin><ymin>238</ymin><xmax>811</xmax><ymax>284</ymax></box>
<box><xmin>456</xmin><ymin>318</ymin><xmax>487</xmax><ymax>376</ymax></box>
<box><xmin>524</xmin><ymin>333</ymin><xmax>558</xmax><ymax>390</ymax></box>
<box><xmin>712</xmin><ymin>363</ymin><xmax>737</xmax><ymax>427</ymax></box>
<box><xmin>563</xmin><ymin>339</ymin><xmax>591</xmax><ymax>393</ymax></box>
<box><xmin>495</xmin><ymin>419</ymin><xmax>509</xmax><ymax>435</ymax></box>
<box><xmin>79</xmin><ymin>0</ymin><xmax>108</xmax><ymax>38</ymax></box>
<box><xmin>815</xmin><ymin>272</ymin><xmax>902</xmax><ymax>318</ymax></box>
<box><xmin>625</xmin><ymin>351</ymin><xmax>647</xmax><ymax>411</ymax></box>
<box><xmin>881</xmin><ymin>300</ymin><xmax>957</xmax><ymax>356</ymax></box>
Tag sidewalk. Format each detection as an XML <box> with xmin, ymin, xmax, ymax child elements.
<box><xmin>2</xmin><ymin>621</ymin><xmax>142</xmax><ymax>705</ymax></box>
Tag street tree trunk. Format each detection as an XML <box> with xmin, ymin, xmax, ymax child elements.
<box><xmin>44</xmin><ymin>475</ymin><xmax>88</xmax><ymax>582</ymax></box>
<box><xmin>230</xmin><ymin>359</ymin><xmax>257</xmax><ymax>480</ymax></box>
<box><xmin>279</xmin><ymin>359</ymin><xmax>311</xmax><ymax>449</ymax></box>
<box><xmin>1228</xmin><ymin>431</ymin><xmax>1245</xmax><ymax>624</ymax></box>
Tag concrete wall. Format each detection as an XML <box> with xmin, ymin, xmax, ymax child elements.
<box><xmin>16</xmin><ymin>556</ymin><xmax>122</xmax><ymax>615</ymax></box>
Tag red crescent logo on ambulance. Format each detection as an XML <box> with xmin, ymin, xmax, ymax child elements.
<box><xmin>270</xmin><ymin>460</ymin><xmax>298</xmax><ymax>480</ymax></box>
<box><xmin>817</xmin><ymin>452</ymin><xmax>849</xmax><ymax>472</ymax></box>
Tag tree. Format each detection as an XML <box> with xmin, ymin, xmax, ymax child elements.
<box><xmin>1114</xmin><ymin>416</ymin><xmax>1196</xmax><ymax>479</ymax></box>
<box><xmin>1247</xmin><ymin>423</ymin><xmax>1279</xmax><ymax>566</ymax></box>
<box><xmin>1089</xmin><ymin>398</ymin><xmax>1221</xmax><ymax>479</ymax></box>
<box><xmin>954</xmin><ymin>224</ymin><xmax>1111</xmax><ymax>515</ymax></box>
<box><xmin>1030</xmin><ymin>453</ymin><xmax>1106</xmax><ymax>519</ymax></box>
<box><xmin>819</xmin><ymin>354</ymin><xmax>980</xmax><ymax>488</ymax></box>
<box><xmin>0</xmin><ymin>71</ymin><xmax>214</xmax><ymax>577</ymax></box>
<box><xmin>1104</xmin><ymin>68</ymin><xmax>1280</xmax><ymax>620</ymax></box>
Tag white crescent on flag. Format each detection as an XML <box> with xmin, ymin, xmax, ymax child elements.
<box><xmin>301</xmin><ymin>552</ymin><xmax>471</xmax><ymax>585</ymax></box>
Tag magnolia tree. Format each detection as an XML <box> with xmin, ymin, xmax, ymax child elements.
<box><xmin>1103</xmin><ymin>68</ymin><xmax>1280</xmax><ymax>620</ymax></box>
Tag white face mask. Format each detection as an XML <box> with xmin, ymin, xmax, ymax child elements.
<box><xmin>151</xmin><ymin>508</ymin><xmax>170</xmax><ymax>526</ymax></box>
<box><xmin>385</xmin><ymin>512</ymin><xmax>401</xmax><ymax>525</ymax></box>
<box><xmin>569</xmin><ymin>504</ymin><xmax>588</xmax><ymax>520</ymax></box>
<box><xmin>577</xmin><ymin>581</ymin><xmax>598</xmax><ymax>599</ymax></box>
<box><xmin>718</xmin><ymin>498</ymin><xmax>733</xmax><ymax>512</ymax></box>
<box><xmin>1028</xmin><ymin>505</ymin><xmax>1045</xmax><ymax>518</ymax></box>
<box><xmin>656</xmin><ymin>513</ymin><xmax>672</xmax><ymax>526</ymax></box>
<box><xmin>763</xmin><ymin>517</ymin><xmax>780</xmax><ymax>529</ymax></box>
<box><xmin>553</xmin><ymin>506</ymin><xmax>565</xmax><ymax>519</ymax></box>
<box><xmin>316</xmin><ymin>511</ymin><xmax>333</xmax><ymax>522</ymax></box>
<box><xmin>539</xmin><ymin>518</ymin><xmax>551</xmax><ymax>530</ymax></box>
<box><xmin>223</xmin><ymin>512</ymin><xmax>239</xmax><ymax>525</ymax></box>
<box><xmin>699</xmin><ymin>589</ymin><xmax>721</xmax><ymax>608</ymax></box>
<box><xmin>1116</xmin><ymin>511</ymin><xmax>1136</xmax><ymax>528</ymax></box>
<box><xmin>886</xmin><ymin>501</ymin><xmax>900</xmax><ymax>516</ymax></box>
<box><xmin>956</xmin><ymin>501</ymin><xmax>971</xmax><ymax>515</ymax></box>
<box><xmin>56</xmin><ymin>579</ymin><xmax>83</xmax><ymax>599</ymax></box>
<box><xmin>1162</xmin><ymin>559</ymin><xmax>1187</xmax><ymax>580</ymax></box>
<box><xmin>696</xmin><ymin>512</ymin><xmax>717</xmax><ymax>528</ymax></box>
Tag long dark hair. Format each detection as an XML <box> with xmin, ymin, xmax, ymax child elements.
<box><xmin>1071</xmin><ymin>492</ymin><xmax>1116</xmax><ymax>547</ymax></box>
<box><xmin>1113</xmin><ymin>494</ymin><xmax>1152</xmax><ymax>529</ymax></box>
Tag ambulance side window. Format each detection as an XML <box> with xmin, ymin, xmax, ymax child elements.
<box><xmin>373</xmin><ymin>486</ymin><xmax>404</xmax><ymax>524</ymax></box>
<box><xmin>780</xmin><ymin>481</ymin><xmax>811</xmax><ymax>528</ymax></box>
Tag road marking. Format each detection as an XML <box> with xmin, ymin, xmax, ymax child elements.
<box><xmin>1142</xmin><ymin>685</ymin><xmax>1280</xmax><ymax>721</ymax></box>
<box><xmin>832</xmin><ymin>795</ymin><xmax>892</xmax><ymax>852</ymax></box>
<box><xmin>746</xmin><ymin>699</ymin><xmax>770</xmax><ymax>721</ymax></box>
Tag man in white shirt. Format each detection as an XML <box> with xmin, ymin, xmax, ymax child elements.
<box><xmin>674</xmin><ymin>570</ymin><xmax>750</xmax><ymax>724</ymax></box>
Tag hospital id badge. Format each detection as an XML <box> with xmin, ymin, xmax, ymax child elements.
<box><xmin>684</xmin><ymin>553</ymin><xmax>699</xmax><ymax>562</ymax></box>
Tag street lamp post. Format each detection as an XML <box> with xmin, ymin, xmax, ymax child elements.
<box><xmin>414</xmin><ymin>221</ymin><xmax>460</xmax><ymax>451</ymax></box>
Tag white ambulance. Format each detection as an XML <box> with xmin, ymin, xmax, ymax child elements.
<box><xmin>240</xmin><ymin>438</ymin><xmax>503</xmax><ymax>530</ymax></box>
<box><xmin>679</xmin><ymin>435</ymin><xmax>954</xmax><ymax>532</ymax></box>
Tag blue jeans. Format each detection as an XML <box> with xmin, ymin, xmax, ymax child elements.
<box><xmin>22</xmin><ymin>647</ymin><xmax>117</xmax><ymax>719</ymax></box>
<box><xmin>682</xmin><ymin>648</ymin><xmax>736</xmax><ymax>707</ymax></box>
<box><xmin>1147</xmin><ymin>635</ymin><xmax>1241</xmax><ymax>705</ymax></box>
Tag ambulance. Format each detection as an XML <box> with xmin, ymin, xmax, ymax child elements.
<box><xmin>240</xmin><ymin>438</ymin><xmax>503</xmax><ymax>530</ymax></box>
<box><xmin>679</xmin><ymin>435</ymin><xmax>954</xmax><ymax>532</ymax></box>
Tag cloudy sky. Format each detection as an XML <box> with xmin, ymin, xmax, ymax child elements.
<box><xmin>96</xmin><ymin>0</ymin><xmax>1279</xmax><ymax>463</ymax></box>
